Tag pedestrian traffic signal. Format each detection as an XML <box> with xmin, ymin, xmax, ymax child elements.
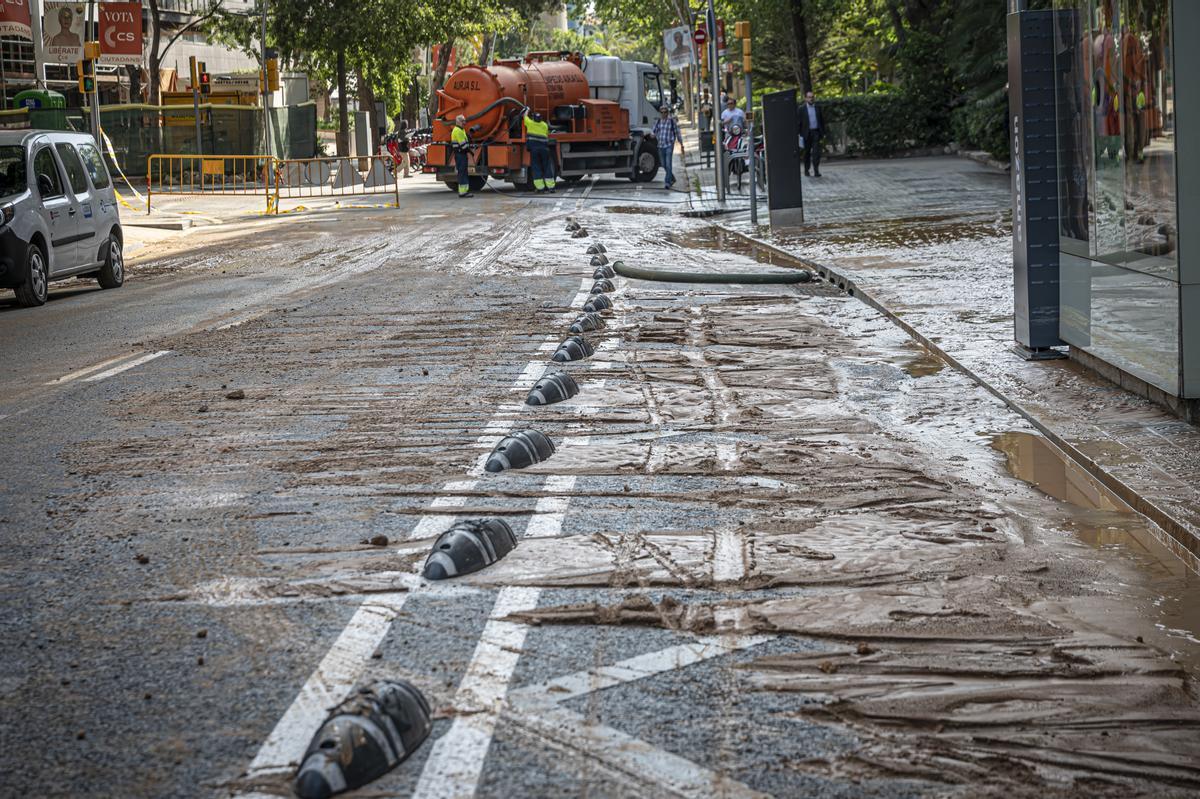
<box><xmin>266</xmin><ymin>57</ymin><xmax>280</xmax><ymax>92</ymax></box>
<box><xmin>199</xmin><ymin>71</ymin><xmax>211</xmax><ymax>96</ymax></box>
<box><xmin>742</xmin><ymin>39</ymin><xmax>752</xmax><ymax>73</ymax></box>
<box><xmin>76</xmin><ymin>59</ymin><xmax>95</xmax><ymax>94</ymax></box>
<box><xmin>84</xmin><ymin>40</ymin><xmax>101</xmax><ymax>60</ymax></box>
<box><xmin>734</xmin><ymin>20</ymin><xmax>750</xmax><ymax>39</ymax></box>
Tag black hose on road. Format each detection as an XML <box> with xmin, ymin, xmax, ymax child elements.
<box><xmin>613</xmin><ymin>260</ymin><xmax>813</xmax><ymax>284</ymax></box>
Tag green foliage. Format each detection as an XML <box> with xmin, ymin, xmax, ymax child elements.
<box><xmin>951</xmin><ymin>86</ymin><xmax>1009</xmax><ymax>159</ymax></box>
<box><xmin>822</xmin><ymin>92</ymin><xmax>925</xmax><ymax>156</ymax></box>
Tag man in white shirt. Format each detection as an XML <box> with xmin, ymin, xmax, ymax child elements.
<box><xmin>720</xmin><ymin>97</ymin><xmax>746</xmax><ymax>132</ymax></box>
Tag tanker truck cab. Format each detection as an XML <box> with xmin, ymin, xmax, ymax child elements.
<box><xmin>427</xmin><ymin>52</ymin><xmax>664</xmax><ymax>191</ymax></box>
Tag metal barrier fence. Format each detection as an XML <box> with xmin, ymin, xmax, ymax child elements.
<box><xmin>144</xmin><ymin>153</ymin><xmax>403</xmax><ymax>213</ymax></box>
<box><xmin>146</xmin><ymin>154</ymin><xmax>274</xmax><ymax>213</ymax></box>
<box><xmin>272</xmin><ymin>155</ymin><xmax>400</xmax><ymax>213</ymax></box>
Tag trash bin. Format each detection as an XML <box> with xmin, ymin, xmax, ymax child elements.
<box><xmin>13</xmin><ymin>89</ymin><xmax>66</xmax><ymax>110</ymax></box>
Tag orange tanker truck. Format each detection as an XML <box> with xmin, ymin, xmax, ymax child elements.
<box><xmin>425</xmin><ymin>51</ymin><xmax>668</xmax><ymax>193</ymax></box>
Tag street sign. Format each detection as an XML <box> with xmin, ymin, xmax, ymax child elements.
<box><xmin>0</xmin><ymin>0</ymin><xmax>32</xmax><ymax>41</ymax></box>
<box><xmin>693</xmin><ymin>28</ymin><xmax>707</xmax><ymax>45</ymax></box>
<box><xmin>99</xmin><ymin>2</ymin><xmax>141</xmax><ymax>65</ymax></box>
<box><xmin>716</xmin><ymin>19</ymin><xmax>726</xmax><ymax>56</ymax></box>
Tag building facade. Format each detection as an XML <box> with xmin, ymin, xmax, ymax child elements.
<box><xmin>0</xmin><ymin>0</ymin><xmax>258</xmax><ymax>107</ymax></box>
<box><xmin>1049</xmin><ymin>0</ymin><xmax>1198</xmax><ymax>407</ymax></box>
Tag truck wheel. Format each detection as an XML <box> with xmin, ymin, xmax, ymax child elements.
<box><xmin>442</xmin><ymin>180</ymin><xmax>459</xmax><ymax>193</ymax></box>
<box><xmin>13</xmin><ymin>242</ymin><xmax>48</xmax><ymax>307</ymax></box>
<box><xmin>631</xmin><ymin>142</ymin><xmax>659</xmax><ymax>183</ymax></box>
<box><xmin>468</xmin><ymin>175</ymin><xmax>487</xmax><ymax>193</ymax></box>
<box><xmin>562</xmin><ymin>175</ymin><xmax>584</xmax><ymax>184</ymax></box>
<box><xmin>97</xmin><ymin>233</ymin><xmax>124</xmax><ymax>289</ymax></box>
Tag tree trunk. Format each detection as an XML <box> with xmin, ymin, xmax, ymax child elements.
<box><xmin>336</xmin><ymin>47</ymin><xmax>349</xmax><ymax>157</ymax></box>
<box><xmin>479</xmin><ymin>32</ymin><xmax>496</xmax><ymax>66</ymax></box>
<box><xmin>403</xmin><ymin>75</ymin><xmax>420</xmax><ymax>128</ymax></box>
<box><xmin>148</xmin><ymin>0</ymin><xmax>162</xmax><ymax>105</ymax></box>
<box><xmin>789</xmin><ymin>0</ymin><xmax>813</xmax><ymax>92</ymax></box>
<box><xmin>427</xmin><ymin>41</ymin><xmax>453</xmax><ymax>126</ymax></box>
<box><xmin>356</xmin><ymin>66</ymin><xmax>380</xmax><ymax>149</ymax></box>
<box><xmin>125</xmin><ymin>64</ymin><xmax>142</xmax><ymax>103</ymax></box>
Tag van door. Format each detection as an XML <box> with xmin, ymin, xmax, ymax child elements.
<box><xmin>55</xmin><ymin>142</ymin><xmax>99</xmax><ymax>267</ymax></box>
<box><xmin>75</xmin><ymin>141</ymin><xmax>118</xmax><ymax>249</ymax></box>
<box><xmin>31</xmin><ymin>144</ymin><xmax>78</xmax><ymax>273</ymax></box>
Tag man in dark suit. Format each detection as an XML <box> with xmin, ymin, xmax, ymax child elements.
<box><xmin>798</xmin><ymin>90</ymin><xmax>825</xmax><ymax>177</ymax></box>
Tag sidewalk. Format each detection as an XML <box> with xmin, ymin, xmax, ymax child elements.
<box><xmin>690</xmin><ymin>154</ymin><xmax>1200</xmax><ymax>570</ymax></box>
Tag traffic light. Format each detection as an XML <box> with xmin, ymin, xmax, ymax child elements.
<box><xmin>199</xmin><ymin>71</ymin><xmax>211</xmax><ymax>96</ymax></box>
<box><xmin>734</xmin><ymin>20</ymin><xmax>751</xmax><ymax>72</ymax></box>
<box><xmin>266</xmin><ymin>57</ymin><xmax>280</xmax><ymax>92</ymax></box>
<box><xmin>84</xmin><ymin>40</ymin><xmax>101</xmax><ymax>59</ymax></box>
<box><xmin>76</xmin><ymin>59</ymin><xmax>95</xmax><ymax>94</ymax></box>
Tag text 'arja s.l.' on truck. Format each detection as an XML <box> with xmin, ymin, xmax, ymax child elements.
<box><xmin>424</xmin><ymin>51</ymin><xmax>668</xmax><ymax>193</ymax></box>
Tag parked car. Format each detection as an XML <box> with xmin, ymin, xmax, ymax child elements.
<box><xmin>0</xmin><ymin>130</ymin><xmax>123</xmax><ymax>307</ymax></box>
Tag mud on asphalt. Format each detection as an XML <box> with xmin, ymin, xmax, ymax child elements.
<box><xmin>2</xmin><ymin>195</ymin><xmax>1199</xmax><ymax>798</ymax></box>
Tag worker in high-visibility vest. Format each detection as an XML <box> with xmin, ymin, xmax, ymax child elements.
<box><xmin>451</xmin><ymin>114</ymin><xmax>473</xmax><ymax>198</ymax></box>
<box><xmin>523</xmin><ymin>110</ymin><xmax>556</xmax><ymax>193</ymax></box>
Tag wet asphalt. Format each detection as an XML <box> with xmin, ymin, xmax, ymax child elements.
<box><xmin>1</xmin><ymin>177</ymin><xmax>1198</xmax><ymax>799</ymax></box>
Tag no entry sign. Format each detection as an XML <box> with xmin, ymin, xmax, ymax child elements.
<box><xmin>693</xmin><ymin>27</ymin><xmax>707</xmax><ymax>46</ymax></box>
<box><xmin>99</xmin><ymin>2</ymin><xmax>142</xmax><ymax>65</ymax></box>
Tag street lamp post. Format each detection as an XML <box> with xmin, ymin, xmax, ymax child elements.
<box><xmin>706</xmin><ymin>0</ymin><xmax>723</xmax><ymax>203</ymax></box>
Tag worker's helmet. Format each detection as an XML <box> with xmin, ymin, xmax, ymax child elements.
<box><xmin>531</xmin><ymin>112</ymin><xmax>543</xmax><ymax>123</ymax></box>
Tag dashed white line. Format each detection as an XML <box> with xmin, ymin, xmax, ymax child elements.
<box><xmin>713</xmin><ymin>527</ymin><xmax>746</xmax><ymax>583</ymax></box>
<box><xmin>243</xmin><ymin>593</ymin><xmax>409</xmax><ymax>779</ymax></box>
<box><xmin>524</xmin><ymin>474</ymin><xmax>577</xmax><ymax>538</ymax></box>
<box><xmin>82</xmin><ymin>350</ymin><xmax>171</xmax><ymax>382</ymax></box>
<box><xmin>44</xmin><ymin>352</ymin><xmax>142</xmax><ymax>385</ymax></box>
<box><xmin>409</xmin><ymin>586</ymin><xmax>542</xmax><ymax>799</ymax></box>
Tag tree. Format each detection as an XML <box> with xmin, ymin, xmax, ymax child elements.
<box><xmin>147</xmin><ymin>0</ymin><xmax>224</xmax><ymax>105</ymax></box>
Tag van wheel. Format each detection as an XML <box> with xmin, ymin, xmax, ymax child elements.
<box><xmin>14</xmin><ymin>242</ymin><xmax>48</xmax><ymax>307</ymax></box>
<box><xmin>98</xmin><ymin>234</ymin><xmax>124</xmax><ymax>289</ymax></box>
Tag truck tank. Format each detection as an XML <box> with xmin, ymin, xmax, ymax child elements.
<box><xmin>435</xmin><ymin>57</ymin><xmax>592</xmax><ymax>140</ymax></box>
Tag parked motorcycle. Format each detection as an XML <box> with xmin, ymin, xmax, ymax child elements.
<box><xmin>723</xmin><ymin>124</ymin><xmax>766</xmax><ymax>192</ymax></box>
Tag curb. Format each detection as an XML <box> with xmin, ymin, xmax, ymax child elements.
<box><xmin>711</xmin><ymin>221</ymin><xmax>1200</xmax><ymax>574</ymax></box>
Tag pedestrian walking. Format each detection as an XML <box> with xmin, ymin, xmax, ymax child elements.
<box><xmin>393</xmin><ymin>117</ymin><xmax>412</xmax><ymax>178</ymax></box>
<box><xmin>523</xmin><ymin>110</ymin><xmax>556</xmax><ymax>193</ymax></box>
<box><xmin>652</xmin><ymin>105</ymin><xmax>684</xmax><ymax>190</ymax></box>
<box><xmin>799</xmin><ymin>90</ymin><xmax>825</xmax><ymax>177</ymax></box>
<box><xmin>451</xmin><ymin>114</ymin><xmax>473</xmax><ymax>198</ymax></box>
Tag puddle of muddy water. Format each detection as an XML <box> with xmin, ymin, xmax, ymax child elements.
<box><xmin>662</xmin><ymin>227</ymin><xmax>811</xmax><ymax>272</ymax></box>
<box><xmin>993</xmin><ymin>430</ymin><xmax>1200</xmax><ymax>669</ymax></box>
<box><xmin>992</xmin><ymin>431</ymin><xmax>1126</xmax><ymax>512</ymax></box>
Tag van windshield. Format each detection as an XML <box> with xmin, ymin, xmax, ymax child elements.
<box><xmin>0</xmin><ymin>146</ymin><xmax>25</xmax><ymax>198</ymax></box>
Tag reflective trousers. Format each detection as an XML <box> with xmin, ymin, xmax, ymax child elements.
<box><xmin>529</xmin><ymin>142</ymin><xmax>555</xmax><ymax>190</ymax></box>
<box><xmin>454</xmin><ymin>150</ymin><xmax>469</xmax><ymax>195</ymax></box>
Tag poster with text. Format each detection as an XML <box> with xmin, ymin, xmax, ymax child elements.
<box><xmin>100</xmin><ymin>2</ymin><xmax>143</xmax><ymax>65</ymax></box>
<box><xmin>44</xmin><ymin>2</ymin><xmax>85</xmax><ymax>63</ymax></box>
<box><xmin>0</xmin><ymin>0</ymin><xmax>32</xmax><ymax>41</ymax></box>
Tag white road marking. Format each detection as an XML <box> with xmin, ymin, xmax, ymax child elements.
<box><xmin>236</xmin><ymin>235</ymin><xmax>597</xmax><ymax>797</ymax></box>
<box><xmin>524</xmin><ymin>474</ymin><xmax>577</xmax><ymax>538</ymax></box>
<box><xmin>44</xmin><ymin>352</ymin><xmax>142</xmax><ymax>385</ymax></box>
<box><xmin>409</xmin><ymin>586</ymin><xmax>542</xmax><ymax>799</ymax></box>
<box><xmin>82</xmin><ymin>350</ymin><xmax>171</xmax><ymax>382</ymax></box>
<box><xmin>712</xmin><ymin>527</ymin><xmax>746</xmax><ymax>583</ymax></box>
<box><xmin>506</xmin><ymin>635</ymin><xmax>774</xmax><ymax>799</ymax></box>
<box><xmin>243</xmin><ymin>593</ymin><xmax>409</xmax><ymax>779</ymax></box>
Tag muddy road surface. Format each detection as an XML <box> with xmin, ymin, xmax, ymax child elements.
<box><xmin>1</xmin><ymin>179</ymin><xmax>1198</xmax><ymax>799</ymax></box>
